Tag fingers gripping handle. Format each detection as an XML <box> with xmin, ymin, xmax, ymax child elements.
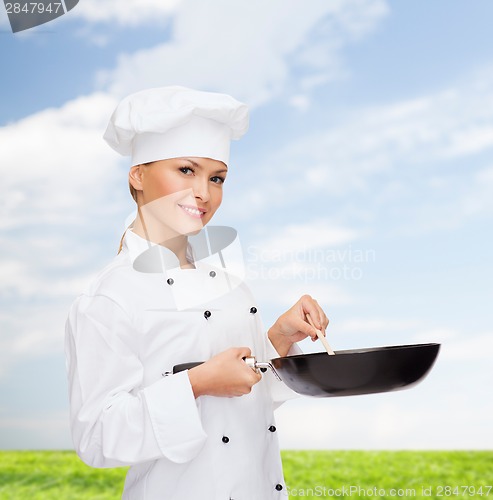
<box><xmin>172</xmin><ymin>356</ymin><xmax>282</xmax><ymax>381</ymax></box>
<box><xmin>244</xmin><ymin>356</ymin><xmax>282</xmax><ymax>381</ymax></box>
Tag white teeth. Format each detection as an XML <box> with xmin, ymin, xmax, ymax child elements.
<box><xmin>181</xmin><ymin>206</ymin><xmax>202</xmax><ymax>216</ymax></box>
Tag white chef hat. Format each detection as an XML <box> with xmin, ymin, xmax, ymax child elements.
<box><xmin>103</xmin><ymin>86</ymin><xmax>249</xmax><ymax>166</ymax></box>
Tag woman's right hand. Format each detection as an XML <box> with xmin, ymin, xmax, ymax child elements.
<box><xmin>187</xmin><ymin>347</ymin><xmax>261</xmax><ymax>398</ymax></box>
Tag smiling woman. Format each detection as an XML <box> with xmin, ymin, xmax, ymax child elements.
<box><xmin>128</xmin><ymin>157</ymin><xmax>227</xmax><ymax>257</ymax></box>
<box><xmin>64</xmin><ymin>86</ymin><xmax>330</xmax><ymax>500</ymax></box>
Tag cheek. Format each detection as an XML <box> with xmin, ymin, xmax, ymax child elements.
<box><xmin>147</xmin><ymin>174</ymin><xmax>187</xmax><ymax>200</ymax></box>
<box><xmin>143</xmin><ymin>188</ymin><xmax>195</xmax><ymax>220</ymax></box>
<box><xmin>211</xmin><ymin>188</ymin><xmax>223</xmax><ymax>209</ymax></box>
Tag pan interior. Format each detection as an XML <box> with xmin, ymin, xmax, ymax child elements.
<box><xmin>271</xmin><ymin>343</ymin><xmax>440</xmax><ymax>397</ymax></box>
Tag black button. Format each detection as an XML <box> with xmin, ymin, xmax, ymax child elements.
<box><xmin>275</xmin><ymin>484</ymin><xmax>283</xmax><ymax>491</ymax></box>
<box><xmin>268</xmin><ymin>425</ymin><xmax>276</xmax><ymax>432</ymax></box>
<box><xmin>209</xmin><ymin>270</ymin><xmax>216</xmax><ymax>277</ymax></box>
<box><xmin>250</xmin><ymin>306</ymin><xmax>257</xmax><ymax>314</ymax></box>
<box><xmin>204</xmin><ymin>310</ymin><xmax>211</xmax><ymax>319</ymax></box>
<box><xmin>166</xmin><ymin>278</ymin><xmax>174</xmax><ymax>285</ymax></box>
<box><xmin>222</xmin><ymin>436</ymin><xmax>229</xmax><ymax>443</ymax></box>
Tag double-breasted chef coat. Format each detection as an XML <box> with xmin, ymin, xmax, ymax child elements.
<box><xmin>65</xmin><ymin>227</ymin><xmax>299</xmax><ymax>500</ymax></box>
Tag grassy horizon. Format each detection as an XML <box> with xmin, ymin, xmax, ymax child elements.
<box><xmin>0</xmin><ymin>450</ymin><xmax>492</xmax><ymax>499</ymax></box>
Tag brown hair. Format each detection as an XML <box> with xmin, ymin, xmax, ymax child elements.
<box><xmin>129</xmin><ymin>182</ymin><xmax>138</xmax><ymax>203</ymax></box>
<box><xmin>117</xmin><ymin>162</ymin><xmax>152</xmax><ymax>254</ymax></box>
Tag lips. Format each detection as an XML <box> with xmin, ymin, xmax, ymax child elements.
<box><xmin>178</xmin><ymin>204</ymin><xmax>207</xmax><ymax>219</ymax></box>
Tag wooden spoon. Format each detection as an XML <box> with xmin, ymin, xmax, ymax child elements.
<box><xmin>306</xmin><ymin>313</ymin><xmax>335</xmax><ymax>355</ymax></box>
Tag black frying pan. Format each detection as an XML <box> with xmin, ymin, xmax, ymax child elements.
<box><xmin>173</xmin><ymin>343</ymin><xmax>440</xmax><ymax>397</ymax></box>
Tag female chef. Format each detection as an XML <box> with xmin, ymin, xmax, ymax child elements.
<box><xmin>65</xmin><ymin>86</ymin><xmax>329</xmax><ymax>500</ymax></box>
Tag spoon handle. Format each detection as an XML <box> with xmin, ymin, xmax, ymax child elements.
<box><xmin>306</xmin><ymin>313</ymin><xmax>336</xmax><ymax>355</ymax></box>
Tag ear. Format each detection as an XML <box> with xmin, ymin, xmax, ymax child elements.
<box><xmin>129</xmin><ymin>165</ymin><xmax>145</xmax><ymax>191</ymax></box>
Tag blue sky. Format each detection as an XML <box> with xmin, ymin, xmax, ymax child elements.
<box><xmin>1</xmin><ymin>0</ymin><xmax>492</xmax><ymax>450</ymax></box>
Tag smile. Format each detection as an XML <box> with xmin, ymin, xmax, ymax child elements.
<box><xmin>178</xmin><ymin>204</ymin><xmax>206</xmax><ymax>219</ymax></box>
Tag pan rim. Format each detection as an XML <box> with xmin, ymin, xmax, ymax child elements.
<box><xmin>273</xmin><ymin>342</ymin><xmax>440</xmax><ymax>361</ymax></box>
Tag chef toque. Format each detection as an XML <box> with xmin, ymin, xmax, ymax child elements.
<box><xmin>103</xmin><ymin>86</ymin><xmax>249</xmax><ymax>166</ymax></box>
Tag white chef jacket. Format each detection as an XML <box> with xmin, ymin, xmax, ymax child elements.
<box><xmin>65</xmin><ymin>228</ymin><xmax>299</xmax><ymax>500</ymax></box>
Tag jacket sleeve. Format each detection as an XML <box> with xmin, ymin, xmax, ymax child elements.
<box><xmin>65</xmin><ymin>293</ymin><xmax>207</xmax><ymax>468</ymax></box>
<box><xmin>262</xmin><ymin>334</ymin><xmax>302</xmax><ymax>408</ymax></box>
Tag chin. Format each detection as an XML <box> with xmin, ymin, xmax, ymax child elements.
<box><xmin>173</xmin><ymin>218</ymin><xmax>205</xmax><ymax>236</ymax></box>
<box><xmin>186</xmin><ymin>228</ymin><xmax>204</xmax><ymax>236</ymax></box>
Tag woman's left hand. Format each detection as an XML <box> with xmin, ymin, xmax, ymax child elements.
<box><xmin>267</xmin><ymin>294</ymin><xmax>329</xmax><ymax>357</ymax></box>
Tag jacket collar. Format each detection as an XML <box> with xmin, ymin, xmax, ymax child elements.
<box><xmin>122</xmin><ymin>226</ymin><xmax>239</xmax><ymax>273</ymax></box>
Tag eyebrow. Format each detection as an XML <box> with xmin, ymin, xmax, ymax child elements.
<box><xmin>182</xmin><ymin>158</ymin><xmax>228</xmax><ymax>174</ymax></box>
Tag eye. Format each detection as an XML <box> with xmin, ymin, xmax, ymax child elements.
<box><xmin>210</xmin><ymin>176</ymin><xmax>225</xmax><ymax>185</ymax></box>
<box><xmin>179</xmin><ymin>166</ymin><xmax>194</xmax><ymax>175</ymax></box>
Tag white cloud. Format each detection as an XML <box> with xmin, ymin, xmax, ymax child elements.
<box><xmin>0</xmin><ymin>92</ymin><xmax>121</xmax><ymax>229</ymax></box>
<box><xmin>244</xmin><ymin>228</ymin><xmax>355</xmax><ymax>329</ymax></box>
<box><xmin>73</xmin><ymin>0</ymin><xmax>181</xmax><ymax>26</ymax></box>
<box><xmin>1</xmin><ymin>0</ymin><xmax>179</xmax><ymax>34</ymax></box>
<box><xmin>0</xmin><ymin>260</ymin><xmax>26</xmax><ymax>293</ymax></box>
<box><xmin>338</xmin><ymin>318</ymin><xmax>421</xmax><ymax>335</ymax></box>
<box><xmin>0</xmin><ymin>5</ymin><xmax>9</xmax><ymax>28</ymax></box>
<box><xmin>274</xmin><ymin>325</ymin><xmax>493</xmax><ymax>449</ymax></box>
<box><xmin>433</xmin><ymin>331</ymin><xmax>493</xmax><ymax>362</ymax></box>
<box><xmin>249</xmin><ymin>279</ymin><xmax>352</xmax><ymax>311</ymax></box>
<box><xmin>98</xmin><ymin>0</ymin><xmax>388</xmax><ymax>105</ymax></box>
<box><xmin>254</xmin><ymin>220</ymin><xmax>359</xmax><ymax>255</ymax></box>
<box><xmin>0</xmin><ymin>258</ymin><xmax>96</xmax><ymax>299</ymax></box>
<box><xmin>289</xmin><ymin>94</ymin><xmax>311</xmax><ymax>112</ymax></box>
<box><xmin>0</xmin><ymin>304</ymin><xmax>68</xmax><ymax>381</ymax></box>
<box><xmin>334</xmin><ymin>322</ymin><xmax>493</xmax><ymax>365</ymax></box>
<box><xmin>3</xmin><ymin>2</ymin><xmax>493</xmax><ymax>451</ymax></box>
<box><xmin>459</xmin><ymin>165</ymin><xmax>493</xmax><ymax>218</ymax></box>
<box><xmin>242</xmin><ymin>221</ymin><xmax>360</xmax><ymax>318</ymax></box>
<box><xmin>287</xmin><ymin>82</ymin><xmax>493</xmax><ymax>182</ymax></box>
<box><xmin>276</xmin><ymin>391</ymin><xmax>493</xmax><ymax>449</ymax></box>
<box><xmin>0</xmin><ymin>92</ymin><xmax>130</xmax><ymax>383</ymax></box>
<box><xmin>0</xmin><ymin>411</ymin><xmax>72</xmax><ymax>449</ymax></box>
<box><xmin>225</xmin><ymin>65</ymin><xmax>493</xmax><ymax>232</ymax></box>
<box><xmin>338</xmin><ymin>317</ymin><xmax>493</xmax><ymax>359</ymax></box>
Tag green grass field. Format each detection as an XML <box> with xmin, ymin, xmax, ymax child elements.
<box><xmin>0</xmin><ymin>451</ymin><xmax>491</xmax><ymax>499</ymax></box>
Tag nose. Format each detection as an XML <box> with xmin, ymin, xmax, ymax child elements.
<box><xmin>193</xmin><ymin>175</ymin><xmax>210</xmax><ymax>203</ymax></box>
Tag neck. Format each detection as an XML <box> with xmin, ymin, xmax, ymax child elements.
<box><xmin>132</xmin><ymin>209</ymin><xmax>194</xmax><ymax>269</ymax></box>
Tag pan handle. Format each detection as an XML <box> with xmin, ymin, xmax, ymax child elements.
<box><xmin>173</xmin><ymin>361</ymin><xmax>203</xmax><ymax>373</ymax></box>
<box><xmin>244</xmin><ymin>356</ymin><xmax>282</xmax><ymax>381</ymax></box>
<box><xmin>172</xmin><ymin>357</ymin><xmax>282</xmax><ymax>381</ymax></box>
